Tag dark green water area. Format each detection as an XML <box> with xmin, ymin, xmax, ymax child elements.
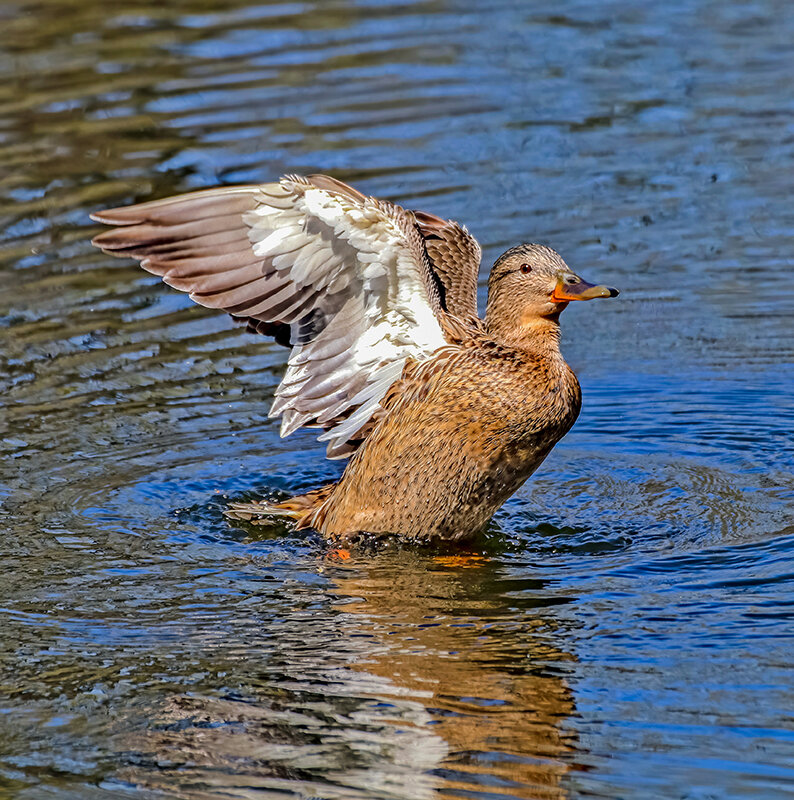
<box><xmin>1</xmin><ymin>1</ymin><xmax>793</xmax><ymax>798</ymax></box>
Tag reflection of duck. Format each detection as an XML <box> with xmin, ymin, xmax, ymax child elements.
<box><xmin>329</xmin><ymin>551</ymin><xmax>578</xmax><ymax>798</ymax></box>
<box><xmin>116</xmin><ymin>552</ymin><xmax>577</xmax><ymax>800</ymax></box>
<box><xmin>92</xmin><ymin>175</ymin><xmax>617</xmax><ymax>542</ymax></box>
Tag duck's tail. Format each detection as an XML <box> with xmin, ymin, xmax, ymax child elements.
<box><xmin>225</xmin><ymin>484</ymin><xmax>335</xmax><ymax>531</ymax></box>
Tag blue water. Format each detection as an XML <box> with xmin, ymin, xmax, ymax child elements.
<box><xmin>1</xmin><ymin>0</ymin><xmax>793</xmax><ymax>797</ymax></box>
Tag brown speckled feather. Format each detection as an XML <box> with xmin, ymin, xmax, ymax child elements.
<box><xmin>414</xmin><ymin>210</ymin><xmax>481</xmax><ymax>322</ymax></box>
<box><xmin>305</xmin><ymin>337</ymin><xmax>582</xmax><ymax>541</ymax></box>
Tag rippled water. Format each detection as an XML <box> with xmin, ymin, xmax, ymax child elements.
<box><xmin>2</xmin><ymin>0</ymin><xmax>793</xmax><ymax>797</ymax></box>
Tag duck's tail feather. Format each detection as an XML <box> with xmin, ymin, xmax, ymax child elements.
<box><xmin>225</xmin><ymin>484</ymin><xmax>335</xmax><ymax>530</ymax></box>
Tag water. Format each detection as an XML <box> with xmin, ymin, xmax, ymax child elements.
<box><xmin>1</xmin><ymin>0</ymin><xmax>793</xmax><ymax>797</ymax></box>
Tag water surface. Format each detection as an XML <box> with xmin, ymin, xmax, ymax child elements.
<box><xmin>1</xmin><ymin>0</ymin><xmax>793</xmax><ymax>798</ymax></box>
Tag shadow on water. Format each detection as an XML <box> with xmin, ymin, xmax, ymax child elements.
<box><xmin>1</xmin><ymin>0</ymin><xmax>794</xmax><ymax>798</ymax></box>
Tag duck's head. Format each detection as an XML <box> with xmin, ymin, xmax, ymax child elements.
<box><xmin>486</xmin><ymin>244</ymin><xmax>618</xmax><ymax>338</ymax></box>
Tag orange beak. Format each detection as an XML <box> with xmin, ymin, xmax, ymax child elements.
<box><xmin>551</xmin><ymin>276</ymin><xmax>619</xmax><ymax>302</ymax></box>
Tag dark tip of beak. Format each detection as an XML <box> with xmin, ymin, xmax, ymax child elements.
<box><xmin>552</xmin><ymin>278</ymin><xmax>620</xmax><ymax>302</ymax></box>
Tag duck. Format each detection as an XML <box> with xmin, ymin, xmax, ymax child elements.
<box><xmin>91</xmin><ymin>174</ymin><xmax>618</xmax><ymax>543</ymax></box>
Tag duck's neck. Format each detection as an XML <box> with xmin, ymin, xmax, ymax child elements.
<box><xmin>484</xmin><ymin>306</ymin><xmax>563</xmax><ymax>357</ymax></box>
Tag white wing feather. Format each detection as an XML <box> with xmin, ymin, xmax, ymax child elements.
<box><xmin>92</xmin><ymin>176</ymin><xmax>449</xmax><ymax>458</ymax></box>
<box><xmin>254</xmin><ymin>181</ymin><xmax>446</xmax><ymax>456</ymax></box>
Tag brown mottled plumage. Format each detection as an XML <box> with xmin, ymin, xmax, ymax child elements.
<box><xmin>91</xmin><ymin>175</ymin><xmax>617</xmax><ymax>542</ymax></box>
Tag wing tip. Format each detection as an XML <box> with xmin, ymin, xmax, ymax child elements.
<box><xmin>90</xmin><ymin>228</ymin><xmax>120</xmax><ymax>251</ymax></box>
<box><xmin>90</xmin><ymin>209</ymin><xmax>136</xmax><ymax>227</ymax></box>
<box><xmin>90</xmin><ymin>226</ymin><xmax>141</xmax><ymax>251</ymax></box>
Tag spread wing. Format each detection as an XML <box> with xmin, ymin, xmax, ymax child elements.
<box><xmin>91</xmin><ymin>174</ymin><xmax>459</xmax><ymax>458</ymax></box>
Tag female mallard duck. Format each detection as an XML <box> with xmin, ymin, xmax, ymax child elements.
<box><xmin>92</xmin><ymin>175</ymin><xmax>617</xmax><ymax>542</ymax></box>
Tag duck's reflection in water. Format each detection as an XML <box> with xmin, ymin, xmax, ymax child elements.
<box><xmin>329</xmin><ymin>550</ymin><xmax>578</xmax><ymax>799</ymax></box>
<box><xmin>118</xmin><ymin>549</ymin><xmax>577</xmax><ymax>800</ymax></box>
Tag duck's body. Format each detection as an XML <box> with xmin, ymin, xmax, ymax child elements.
<box><xmin>91</xmin><ymin>174</ymin><xmax>616</xmax><ymax>543</ymax></box>
<box><xmin>311</xmin><ymin>335</ymin><xmax>581</xmax><ymax>540</ymax></box>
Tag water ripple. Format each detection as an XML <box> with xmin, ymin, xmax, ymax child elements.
<box><xmin>1</xmin><ymin>1</ymin><xmax>793</xmax><ymax>798</ymax></box>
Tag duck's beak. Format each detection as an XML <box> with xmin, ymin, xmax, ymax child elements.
<box><xmin>551</xmin><ymin>275</ymin><xmax>619</xmax><ymax>302</ymax></box>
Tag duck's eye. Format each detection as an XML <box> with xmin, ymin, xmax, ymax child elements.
<box><xmin>520</xmin><ymin>264</ymin><xmax>532</xmax><ymax>274</ymax></box>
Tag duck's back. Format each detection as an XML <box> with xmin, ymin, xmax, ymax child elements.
<box><xmin>313</xmin><ymin>340</ymin><xmax>582</xmax><ymax>541</ymax></box>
